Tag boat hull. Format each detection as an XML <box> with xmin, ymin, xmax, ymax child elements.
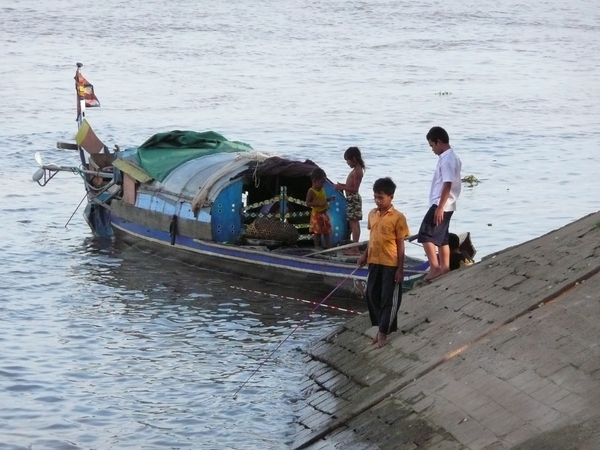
<box><xmin>110</xmin><ymin>213</ymin><xmax>428</xmax><ymax>299</ymax></box>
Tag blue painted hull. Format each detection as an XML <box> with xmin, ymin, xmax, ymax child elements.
<box><xmin>110</xmin><ymin>215</ymin><xmax>429</xmax><ymax>298</ymax></box>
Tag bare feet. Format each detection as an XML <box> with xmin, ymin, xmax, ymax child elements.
<box><xmin>424</xmin><ymin>267</ymin><xmax>443</xmax><ymax>281</ymax></box>
<box><xmin>376</xmin><ymin>332</ymin><xmax>388</xmax><ymax>348</ymax></box>
<box><xmin>371</xmin><ymin>332</ymin><xmax>388</xmax><ymax>348</ymax></box>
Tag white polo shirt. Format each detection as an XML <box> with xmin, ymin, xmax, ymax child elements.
<box><xmin>429</xmin><ymin>148</ymin><xmax>462</xmax><ymax>211</ymax></box>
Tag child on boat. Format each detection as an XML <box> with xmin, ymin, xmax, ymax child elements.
<box><xmin>306</xmin><ymin>167</ymin><xmax>335</xmax><ymax>248</ymax></box>
<box><xmin>334</xmin><ymin>146</ymin><xmax>365</xmax><ymax>245</ymax></box>
<box><xmin>449</xmin><ymin>233</ymin><xmax>473</xmax><ymax>271</ymax></box>
<box><xmin>357</xmin><ymin>177</ymin><xmax>410</xmax><ymax>348</ymax></box>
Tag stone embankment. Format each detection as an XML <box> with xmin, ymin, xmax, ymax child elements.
<box><xmin>293</xmin><ymin>211</ymin><xmax>600</xmax><ymax>450</ymax></box>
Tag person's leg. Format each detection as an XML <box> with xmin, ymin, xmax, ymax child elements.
<box><xmin>309</xmin><ymin>212</ymin><xmax>318</xmax><ymax>246</ymax></box>
<box><xmin>346</xmin><ymin>193</ymin><xmax>362</xmax><ymax>244</ymax></box>
<box><xmin>346</xmin><ymin>192</ymin><xmax>362</xmax><ymax>242</ymax></box>
<box><xmin>417</xmin><ymin>205</ymin><xmax>442</xmax><ymax>279</ymax></box>
<box><xmin>313</xmin><ymin>233</ymin><xmax>321</xmax><ymax>247</ymax></box>
<box><xmin>321</xmin><ymin>213</ymin><xmax>332</xmax><ymax>248</ymax></box>
<box><xmin>438</xmin><ymin>212</ymin><xmax>454</xmax><ymax>274</ymax></box>
<box><xmin>311</xmin><ymin>212</ymin><xmax>325</xmax><ymax>247</ymax></box>
<box><xmin>366</xmin><ymin>265</ymin><xmax>382</xmax><ymax>344</ymax></box>
<box><xmin>343</xmin><ymin>219</ymin><xmax>361</xmax><ymax>254</ymax></box>
<box><xmin>349</xmin><ymin>219</ymin><xmax>360</xmax><ymax>242</ymax></box>
<box><xmin>418</xmin><ymin>206</ymin><xmax>455</xmax><ymax>280</ymax></box>
<box><xmin>423</xmin><ymin>242</ymin><xmax>442</xmax><ymax>280</ymax></box>
<box><xmin>376</xmin><ymin>266</ymin><xmax>401</xmax><ymax>348</ymax></box>
<box><xmin>439</xmin><ymin>244</ymin><xmax>450</xmax><ymax>274</ymax></box>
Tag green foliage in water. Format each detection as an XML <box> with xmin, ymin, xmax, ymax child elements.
<box><xmin>462</xmin><ymin>174</ymin><xmax>481</xmax><ymax>187</ymax></box>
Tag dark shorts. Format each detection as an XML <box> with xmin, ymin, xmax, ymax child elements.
<box><xmin>417</xmin><ymin>204</ymin><xmax>454</xmax><ymax>247</ymax></box>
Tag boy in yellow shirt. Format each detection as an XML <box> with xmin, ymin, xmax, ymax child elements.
<box><xmin>358</xmin><ymin>177</ymin><xmax>410</xmax><ymax>348</ymax></box>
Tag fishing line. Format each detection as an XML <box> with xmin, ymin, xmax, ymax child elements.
<box><xmin>229</xmin><ymin>285</ymin><xmax>362</xmax><ymax>315</ymax></box>
<box><xmin>232</xmin><ymin>267</ymin><xmax>360</xmax><ymax>399</ymax></box>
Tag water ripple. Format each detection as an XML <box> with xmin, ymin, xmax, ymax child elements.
<box><xmin>1</xmin><ymin>0</ymin><xmax>599</xmax><ymax>448</ymax></box>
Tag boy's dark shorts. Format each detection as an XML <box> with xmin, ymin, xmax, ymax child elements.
<box><xmin>417</xmin><ymin>204</ymin><xmax>454</xmax><ymax>247</ymax></box>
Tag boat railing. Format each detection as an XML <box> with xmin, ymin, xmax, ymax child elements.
<box><xmin>242</xmin><ymin>194</ymin><xmax>311</xmax><ymax>222</ymax></box>
<box><xmin>241</xmin><ymin>187</ymin><xmax>314</xmax><ymax>243</ymax></box>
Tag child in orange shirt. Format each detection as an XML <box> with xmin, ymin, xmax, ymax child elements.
<box><xmin>357</xmin><ymin>177</ymin><xmax>410</xmax><ymax>348</ymax></box>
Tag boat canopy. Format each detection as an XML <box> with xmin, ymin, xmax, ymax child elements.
<box><xmin>153</xmin><ymin>152</ymin><xmax>321</xmax><ymax>212</ymax></box>
<box><xmin>117</xmin><ymin>130</ymin><xmax>254</xmax><ymax>182</ymax></box>
<box><xmin>112</xmin><ymin>130</ymin><xmax>330</xmax><ymax>233</ymax></box>
<box><xmin>155</xmin><ymin>152</ymin><xmax>268</xmax><ymax>204</ymax></box>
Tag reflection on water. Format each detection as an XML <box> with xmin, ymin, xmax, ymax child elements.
<box><xmin>2</xmin><ymin>0</ymin><xmax>599</xmax><ymax>447</ymax></box>
<box><xmin>1</xmin><ymin>236</ymin><xmax>354</xmax><ymax>449</ymax></box>
<box><xmin>77</xmin><ymin>237</ymin><xmax>366</xmax><ymax>319</ymax></box>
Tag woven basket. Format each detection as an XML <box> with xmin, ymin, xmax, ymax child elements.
<box><xmin>245</xmin><ymin>218</ymin><xmax>299</xmax><ymax>245</ymax></box>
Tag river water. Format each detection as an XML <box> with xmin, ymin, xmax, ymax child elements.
<box><xmin>1</xmin><ymin>0</ymin><xmax>599</xmax><ymax>448</ymax></box>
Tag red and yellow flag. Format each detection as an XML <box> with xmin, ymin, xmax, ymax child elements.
<box><xmin>75</xmin><ymin>71</ymin><xmax>100</xmax><ymax>108</ymax></box>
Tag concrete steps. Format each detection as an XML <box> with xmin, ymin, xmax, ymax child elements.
<box><xmin>293</xmin><ymin>211</ymin><xmax>600</xmax><ymax>450</ymax></box>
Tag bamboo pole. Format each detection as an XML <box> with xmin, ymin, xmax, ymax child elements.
<box><xmin>305</xmin><ymin>240</ymin><xmax>367</xmax><ymax>257</ymax></box>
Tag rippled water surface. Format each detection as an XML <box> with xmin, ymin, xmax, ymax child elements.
<box><xmin>1</xmin><ymin>0</ymin><xmax>599</xmax><ymax>448</ymax></box>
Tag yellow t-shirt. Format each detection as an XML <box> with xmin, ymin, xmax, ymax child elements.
<box><xmin>367</xmin><ymin>205</ymin><xmax>410</xmax><ymax>267</ymax></box>
<box><xmin>309</xmin><ymin>187</ymin><xmax>329</xmax><ymax>213</ymax></box>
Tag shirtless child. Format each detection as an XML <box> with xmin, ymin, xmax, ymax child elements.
<box><xmin>334</xmin><ymin>146</ymin><xmax>365</xmax><ymax>246</ymax></box>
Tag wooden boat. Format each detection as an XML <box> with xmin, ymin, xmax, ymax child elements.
<box><xmin>32</xmin><ymin>64</ymin><xmax>473</xmax><ymax>299</ymax></box>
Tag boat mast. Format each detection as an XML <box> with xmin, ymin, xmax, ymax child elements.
<box><xmin>75</xmin><ymin>62</ymin><xmax>87</xmax><ymax>167</ymax></box>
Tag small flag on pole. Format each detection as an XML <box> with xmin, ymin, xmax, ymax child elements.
<box><xmin>75</xmin><ymin>69</ymin><xmax>100</xmax><ymax>108</ymax></box>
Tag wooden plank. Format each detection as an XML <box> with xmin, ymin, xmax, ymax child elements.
<box><xmin>305</xmin><ymin>241</ymin><xmax>367</xmax><ymax>257</ymax></box>
<box><xmin>112</xmin><ymin>158</ymin><xmax>153</xmax><ymax>183</ymax></box>
<box><xmin>56</xmin><ymin>141</ymin><xmax>79</xmax><ymax>150</ymax></box>
<box><xmin>305</xmin><ymin>235</ymin><xmax>421</xmax><ymax>258</ymax></box>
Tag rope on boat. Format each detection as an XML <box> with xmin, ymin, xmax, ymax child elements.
<box><xmin>232</xmin><ymin>267</ymin><xmax>361</xmax><ymax>398</ymax></box>
<box><xmin>64</xmin><ymin>191</ymin><xmax>90</xmax><ymax>229</ymax></box>
<box><xmin>73</xmin><ymin>165</ymin><xmax>113</xmax><ymax>191</ymax></box>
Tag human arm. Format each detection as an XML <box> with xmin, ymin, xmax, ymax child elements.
<box><xmin>434</xmin><ymin>182</ymin><xmax>452</xmax><ymax>225</ymax></box>
<box><xmin>334</xmin><ymin>168</ymin><xmax>363</xmax><ymax>193</ymax></box>
<box><xmin>436</xmin><ymin>154</ymin><xmax>460</xmax><ymax>225</ymax></box>
<box><xmin>394</xmin><ymin>214</ymin><xmax>409</xmax><ymax>283</ymax></box>
<box><xmin>395</xmin><ymin>238</ymin><xmax>405</xmax><ymax>284</ymax></box>
<box><xmin>357</xmin><ymin>247</ymin><xmax>368</xmax><ymax>267</ymax></box>
<box><xmin>306</xmin><ymin>189</ymin><xmax>316</xmax><ymax>206</ymax></box>
<box><xmin>358</xmin><ymin>212</ymin><xmax>372</xmax><ymax>267</ymax></box>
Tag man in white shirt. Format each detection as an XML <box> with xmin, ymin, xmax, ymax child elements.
<box><xmin>417</xmin><ymin>126</ymin><xmax>462</xmax><ymax>281</ymax></box>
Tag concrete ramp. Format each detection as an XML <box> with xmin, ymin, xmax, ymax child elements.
<box><xmin>293</xmin><ymin>211</ymin><xmax>600</xmax><ymax>450</ymax></box>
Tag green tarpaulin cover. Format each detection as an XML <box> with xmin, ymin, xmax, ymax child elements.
<box><xmin>131</xmin><ymin>130</ymin><xmax>253</xmax><ymax>182</ymax></box>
